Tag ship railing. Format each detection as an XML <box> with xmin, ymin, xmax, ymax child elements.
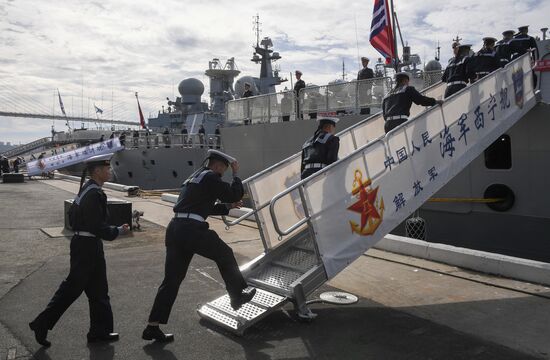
<box><xmin>423</xmin><ymin>70</ymin><xmax>445</xmax><ymax>89</ymax></box>
<box><xmin>224</xmin><ymin>77</ymin><xmax>393</xmax><ymax>125</ymax></box>
<box><xmin>225</xmin><ymin>90</ymin><xmax>296</xmax><ymax>126</ymax></box>
<box><xmin>127</xmin><ymin>133</ymin><xmax>221</xmax><ymax>149</ymax></box>
<box><xmin>298</xmin><ymin>77</ymin><xmax>393</xmax><ymax>119</ymax></box>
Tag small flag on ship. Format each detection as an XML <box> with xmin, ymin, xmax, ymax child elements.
<box><xmin>135</xmin><ymin>92</ymin><xmax>146</xmax><ymax>129</ymax></box>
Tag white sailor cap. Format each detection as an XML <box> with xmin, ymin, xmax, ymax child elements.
<box><xmin>206</xmin><ymin>149</ymin><xmax>237</xmax><ymax>166</ymax></box>
<box><xmin>85</xmin><ymin>153</ymin><xmax>114</xmax><ymax>167</ymax></box>
<box><xmin>317</xmin><ymin>112</ymin><xmax>339</xmax><ymax>126</ymax></box>
<box><xmin>395</xmin><ymin>71</ymin><xmax>410</xmax><ymax>80</ymax></box>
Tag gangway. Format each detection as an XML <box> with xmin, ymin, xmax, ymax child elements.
<box><xmin>198</xmin><ymin>54</ymin><xmax>537</xmax><ymax>335</ymax></box>
<box><xmin>1</xmin><ymin>137</ymin><xmax>52</xmax><ymax>158</ymax></box>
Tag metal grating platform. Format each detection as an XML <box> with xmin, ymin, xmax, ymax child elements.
<box><xmin>249</xmin><ymin>265</ymin><xmax>302</xmax><ymax>291</ymax></box>
<box><xmin>198</xmin><ymin>288</ymin><xmax>286</xmax><ymax>335</ymax></box>
<box><xmin>276</xmin><ymin>248</ymin><xmax>318</xmax><ymax>271</ymax></box>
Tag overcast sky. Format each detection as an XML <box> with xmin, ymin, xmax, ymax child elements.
<box><xmin>0</xmin><ymin>0</ymin><xmax>548</xmax><ymax>144</ymax></box>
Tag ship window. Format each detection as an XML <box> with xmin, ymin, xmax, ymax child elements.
<box><xmin>172</xmin><ymin>170</ymin><xmax>178</xmax><ymax>178</ymax></box>
<box><xmin>128</xmin><ymin>171</ymin><xmax>133</xmax><ymax>178</ymax></box>
<box><xmin>150</xmin><ymin>159</ymin><xmax>156</xmax><ymax>165</ymax></box>
<box><xmin>484</xmin><ymin>134</ymin><xmax>511</xmax><ymax>169</ymax></box>
<box><xmin>187</xmin><ymin>161</ymin><xmax>193</xmax><ymax>166</ymax></box>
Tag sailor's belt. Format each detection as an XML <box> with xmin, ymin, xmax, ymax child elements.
<box><xmin>174</xmin><ymin>212</ymin><xmax>205</xmax><ymax>222</ymax></box>
<box><xmin>304</xmin><ymin>163</ymin><xmax>326</xmax><ymax>170</ymax></box>
<box><xmin>386</xmin><ymin>115</ymin><xmax>408</xmax><ymax>121</ymax></box>
<box><xmin>447</xmin><ymin>81</ymin><xmax>467</xmax><ymax>86</ymax></box>
<box><xmin>74</xmin><ymin>231</ymin><xmax>96</xmax><ymax>237</ymax></box>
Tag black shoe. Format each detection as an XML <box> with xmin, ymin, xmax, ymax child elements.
<box><xmin>230</xmin><ymin>288</ymin><xmax>257</xmax><ymax>311</ymax></box>
<box><xmin>87</xmin><ymin>332</ymin><xmax>120</xmax><ymax>343</ymax></box>
<box><xmin>29</xmin><ymin>321</ymin><xmax>51</xmax><ymax>348</ymax></box>
<box><xmin>142</xmin><ymin>326</ymin><xmax>174</xmax><ymax>342</ymax></box>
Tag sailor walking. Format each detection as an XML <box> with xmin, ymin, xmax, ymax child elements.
<box><xmin>29</xmin><ymin>153</ymin><xmax>129</xmax><ymax>347</ymax></box>
<box><xmin>472</xmin><ymin>37</ymin><xmax>501</xmax><ymax>81</ymax></box>
<box><xmin>300</xmin><ymin>113</ymin><xmax>340</xmax><ymax>180</ymax></box>
<box><xmin>510</xmin><ymin>25</ymin><xmax>539</xmax><ymax>60</ymax></box>
<box><xmin>143</xmin><ymin>149</ymin><xmax>255</xmax><ymax>342</ymax></box>
<box><xmin>442</xmin><ymin>44</ymin><xmax>475</xmax><ymax>98</ymax></box>
<box><xmin>382</xmin><ymin>72</ymin><xmax>443</xmax><ymax>133</ymax></box>
<box><xmin>495</xmin><ymin>30</ymin><xmax>516</xmax><ymax>66</ymax></box>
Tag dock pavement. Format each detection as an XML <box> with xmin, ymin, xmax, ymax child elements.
<box><xmin>0</xmin><ymin>178</ymin><xmax>549</xmax><ymax>359</ymax></box>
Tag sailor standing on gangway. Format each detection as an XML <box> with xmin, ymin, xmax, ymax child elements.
<box><xmin>382</xmin><ymin>72</ymin><xmax>443</xmax><ymax>133</ymax></box>
<box><xmin>300</xmin><ymin>113</ymin><xmax>340</xmax><ymax>180</ymax></box>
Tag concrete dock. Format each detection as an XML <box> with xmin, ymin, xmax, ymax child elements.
<box><xmin>0</xmin><ymin>178</ymin><xmax>549</xmax><ymax>359</ymax></box>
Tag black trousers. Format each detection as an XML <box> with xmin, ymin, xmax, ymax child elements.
<box><xmin>444</xmin><ymin>83</ymin><xmax>467</xmax><ymax>99</ymax></box>
<box><xmin>32</xmin><ymin>236</ymin><xmax>113</xmax><ymax>336</ymax></box>
<box><xmin>384</xmin><ymin>118</ymin><xmax>407</xmax><ymax>134</ymax></box>
<box><xmin>148</xmin><ymin>218</ymin><xmax>247</xmax><ymax>324</ymax></box>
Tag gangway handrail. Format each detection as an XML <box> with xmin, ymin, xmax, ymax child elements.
<box><xmin>267</xmin><ymin>53</ymin><xmax>533</xmax><ymax>237</ymax></box>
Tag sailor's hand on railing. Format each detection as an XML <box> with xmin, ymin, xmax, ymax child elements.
<box><xmin>231</xmin><ymin>161</ymin><xmax>239</xmax><ymax>175</ymax></box>
<box><xmin>435</xmin><ymin>100</ymin><xmax>444</xmax><ymax>106</ymax></box>
<box><xmin>229</xmin><ymin>200</ymin><xmax>243</xmax><ymax>209</ymax></box>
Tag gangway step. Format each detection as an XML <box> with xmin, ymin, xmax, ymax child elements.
<box><xmin>197</xmin><ymin>288</ymin><xmax>287</xmax><ymax>335</ymax></box>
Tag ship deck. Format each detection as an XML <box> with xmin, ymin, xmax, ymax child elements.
<box><xmin>0</xmin><ymin>178</ymin><xmax>549</xmax><ymax>360</ymax></box>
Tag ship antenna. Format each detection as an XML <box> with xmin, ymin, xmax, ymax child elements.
<box><xmin>452</xmin><ymin>34</ymin><xmax>462</xmax><ymax>44</ymax></box>
<box><xmin>435</xmin><ymin>40</ymin><xmax>440</xmax><ymax>61</ymax></box>
<box><xmin>253</xmin><ymin>13</ymin><xmax>262</xmax><ymax>48</ymax></box>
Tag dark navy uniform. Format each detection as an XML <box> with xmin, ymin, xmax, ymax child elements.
<box><xmin>382</xmin><ymin>85</ymin><xmax>437</xmax><ymax>133</ymax></box>
<box><xmin>301</xmin><ymin>129</ymin><xmax>340</xmax><ymax>179</ymax></box>
<box><xmin>147</xmin><ymin>167</ymin><xmax>247</xmax><ymax>324</ymax></box>
<box><xmin>30</xmin><ymin>178</ymin><xmax>121</xmax><ymax>344</ymax></box>
<box><xmin>357</xmin><ymin>65</ymin><xmax>374</xmax><ymax>115</ymax></box>
<box><xmin>495</xmin><ymin>39</ymin><xmax>514</xmax><ymax>66</ymax></box>
<box><xmin>442</xmin><ymin>54</ymin><xmax>474</xmax><ymax>98</ymax></box>
<box><xmin>242</xmin><ymin>89</ymin><xmax>253</xmax><ymax>98</ymax></box>
<box><xmin>472</xmin><ymin>48</ymin><xmax>501</xmax><ymax>80</ymax></box>
<box><xmin>294</xmin><ymin>75</ymin><xmax>306</xmax><ymax>119</ymax></box>
<box><xmin>357</xmin><ymin>67</ymin><xmax>374</xmax><ymax>81</ymax></box>
<box><xmin>510</xmin><ymin>33</ymin><xmax>539</xmax><ymax>60</ymax></box>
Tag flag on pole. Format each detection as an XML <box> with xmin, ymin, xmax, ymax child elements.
<box><xmin>369</xmin><ymin>0</ymin><xmax>396</xmax><ymax>64</ymax></box>
<box><xmin>135</xmin><ymin>92</ymin><xmax>146</xmax><ymax>129</ymax></box>
<box><xmin>94</xmin><ymin>104</ymin><xmax>103</xmax><ymax>114</ymax></box>
<box><xmin>57</xmin><ymin>89</ymin><xmax>66</xmax><ymax>116</ymax></box>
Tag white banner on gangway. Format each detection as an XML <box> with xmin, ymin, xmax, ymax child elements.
<box><xmin>27</xmin><ymin>138</ymin><xmax>124</xmax><ymax>176</ymax></box>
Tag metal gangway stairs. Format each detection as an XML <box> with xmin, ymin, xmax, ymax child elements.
<box><xmin>197</xmin><ymin>54</ymin><xmax>537</xmax><ymax>335</ymax></box>
<box><xmin>0</xmin><ymin>137</ymin><xmax>52</xmax><ymax>158</ymax></box>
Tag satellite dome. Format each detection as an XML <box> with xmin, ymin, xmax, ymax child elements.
<box><xmin>425</xmin><ymin>60</ymin><xmax>442</xmax><ymax>71</ymax></box>
<box><xmin>178</xmin><ymin>78</ymin><xmax>204</xmax><ymax>97</ymax></box>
